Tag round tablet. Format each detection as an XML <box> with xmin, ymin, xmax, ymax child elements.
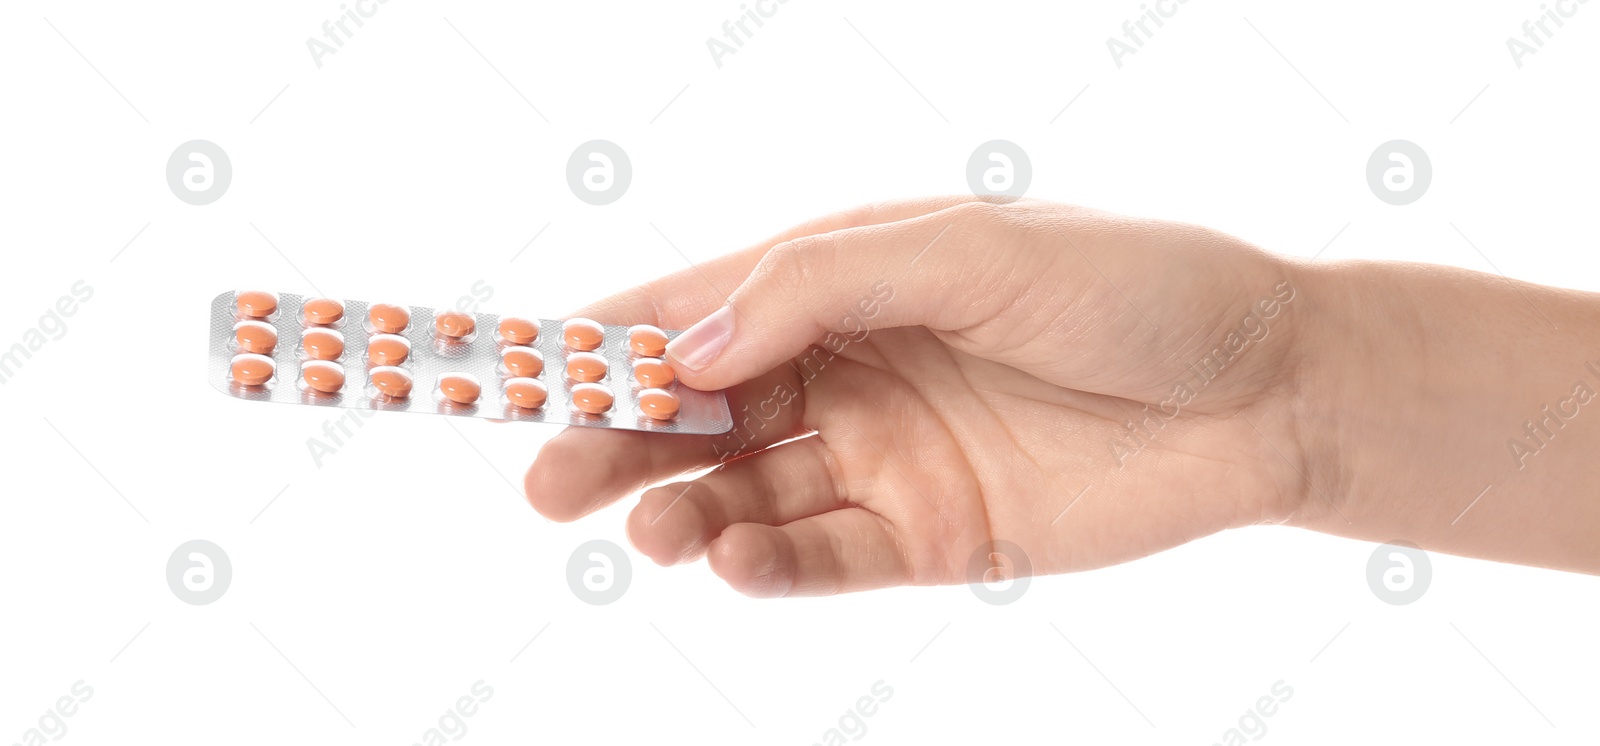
<box><xmin>503</xmin><ymin>378</ymin><xmax>547</xmax><ymax>410</ymax></box>
<box><xmin>638</xmin><ymin>388</ymin><xmax>681</xmax><ymax>421</ymax></box>
<box><xmin>435</xmin><ymin>311</ymin><xmax>475</xmax><ymax>339</ymax></box>
<box><xmin>566</xmin><ymin>351</ymin><xmax>608</xmax><ymax>383</ymax></box>
<box><xmin>438</xmin><ymin>373</ymin><xmax>481</xmax><ymax>405</ymax></box>
<box><xmin>235</xmin><ymin>290</ymin><xmax>278</xmax><ymax>319</ymax></box>
<box><xmin>570</xmin><ymin>382</ymin><xmax>614</xmax><ymax>415</ymax></box>
<box><xmin>498</xmin><ymin>316</ymin><xmax>539</xmax><ymax>345</ymax></box>
<box><xmin>229</xmin><ymin>353</ymin><xmax>275</xmax><ymax>386</ymax></box>
<box><xmin>367</xmin><ymin>334</ymin><xmax>410</xmax><ymax>366</ymax></box>
<box><xmin>629</xmin><ymin>324</ymin><xmax>669</xmax><ymax>358</ymax></box>
<box><xmin>501</xmin><ymin>346</ymin><xmax>543</xmax><ymax>378</ymax></box>
<box><xmin>368</xmin><ymin>303</ymin><xmax>410</xmax><ymax>334</ymax></box>
<box><xmin>632</xmin><ymin>358</ymin><xmax>675</xmax><ymax>388</ymax></box>
<box><xmin>302</xmin><ymin>328</ymin><xmax>345</xmax><ymax>361</ymax></box>
<box><xmin>369</xmin><ymin>366</ymin><xmax>413</xmax><ymax>399</ymax></box>
<box><xmin>233</xmin><ymin>320</ymin><xmax>277</xmax><ymax>355</ymax></box>
<box><xmin>301</xmin><ymin>360</ymin><xmax>346</xmax><ymax>393</ymax></box>
<box><xmin>563</xmin><ymin>318</ymin><xmax>604</xmax><ymax>351</ymax></box>
<box><xmin>302</xmin><ymin>298</ymin><xmax>344</xmax><ymax>325</ymax></box>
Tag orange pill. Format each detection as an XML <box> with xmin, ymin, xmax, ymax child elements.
<box><xmin>235</xmin><ymin>290</ymin><xmax>278</xmax><ymax>318</ymax></box>
<box><xmin>301</xmin><ymin>360</ymin><xmax>346</xmax><ymax>393</ymax></box>
<box><xmin>369</xmin><ymin>303</ymin><xmax>410</xmax><ymax>334</ymax></box>
<box><xmin>438</xmin><ymin>373</ymin><xmax>481</xmax><ymax>405</ymax></box>
<box><xmin>501</xmin><ymin>346</ymin><xmax>544</xmax><ymax>378</ymax></box>
<box><xmin>629</xmin><ymin>324</ymin><xmax>669</xmax><ymax>358</ymax></box>
<box><xmin>302</xmin><ymin>297</ymin><xmax>345</xmax><ymax>325</ymax></box>
<box><xmin>369</xmin><ymin>366</ymin><xmax>413</xmax><ymax>399</ymax></box>
<box><xmin>229</xmin><ymin>353</ymin><xmax>275</xmax><ymax>385</ymax></box>
<box><xmin>638</xmin><ymin>388</ymin><xmax>681</xmax><ymax>421</ymax></box>
<box><xmin>233</xmin><ymin>320</ymin><xmax>277</xmax><ymax>354</ymax></box>
<box><xmin>504</xmin><ymin>377</ymin><xmax>548</xmax><ymax>410</ymax></box>
<box><xmin>367</xmin><ymin>334</ymin><xmax>411</xmax><ymax>366</ymax></box>
<box><xmin>570</xmin><ymin>382</ymin><xmax>614</xmax><ymax>415</ymax></box>
<box><xmin>632</xmin><ymin>358</ymin><xmax>675</xmax><ymax>388</ymax></box>
<box><xmin>566</xmin><ymin>351</ymin><xmax>608</xmax><ymax>383</ymax></box>
<box><xmin>563</xmin><ymin>318</ymin><xmax>604</xmax><ymax>351</ymax></box>
<box><xmin>435</xmin><ymin>311</ymin><xmax>476</xmax><ymax>339</ymax></box>
<box><xmin>302</xmin><ymin>328</ymin><xmax>345</xmax><ymax>361</ymax></box>
<box><xmin>498</xmin><ymin>316</ymin><xmax>539</xmax><ymax>345</ymax></box>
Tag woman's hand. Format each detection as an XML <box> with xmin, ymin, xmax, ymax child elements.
<box><xmin>524</xmin><ymin>197</ymin><xmax>1328</xmax><ymax>595</ymax></box>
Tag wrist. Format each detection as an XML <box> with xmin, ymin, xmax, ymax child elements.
<box><xmin>1282</xmin><ymin>258</ymin><xmax>1600</xmax><ymax>570</ymax></box>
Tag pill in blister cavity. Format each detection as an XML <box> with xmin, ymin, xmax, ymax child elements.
<box><xmin>570</xmin><ymin>382</ymin><xmax>614</xmax><ymax>414</ymax></box>
<box><xmin>302</xmin><ymin>328</ymin><xmax>345</xmax><ymax>361</ymax></box>
<box><xmin>566</xmin><ymin>351</ymin><xmax>608</xmax><ymax>383</ymax></box>
<box><xmin>632</xmin><ymin>358</ymin><xmax>675</xmax><ymax>388</ymax></box>
<box><xmin>498</xmin><ymin>316</ymin><xmax>538</xmax><ymax>345</ymax></box>
<box><xmin>302</xmin><ymin>360</ymin><xmax>346</xmax><ymax>393</ymax></box>
<box><xmin>501</xmin><ymin>346</ymin><xmax>543</xmax><ymax>378</ymax></box>
<box><xmin>235</xmin><ymin>291</ymin><xmax>278</xmax><ymax>318</ymax></box>
<box><xmin>230</xmin><ymin>353</ymin><xmax>275</xmax><ymax>385</ymax></box>
<box><xmin>367</xmin><ymin>334</ymin><xmax>410</xmax><ymax>366</ymax></box>
<box><xmin>438</xmin><ymin>373</ymin><xmax>481</xmax><ymax>405</ymax></box>
<box><xmin>629</xmin><ymin>325</ymin><xmax>669</xmax><ymax>357</ymax></box>
<box><xmin>504</xmin><ymin>378</ymin><xmax>547</xmax><ymax>410</ymax></box>
<box><xmin>563</xmin><ymin>318</ymin><xmax>604</xmax><ymax>351</ymax></box>
<box><xmin>369</xmin><ymin>303</ymin><xmax>410</xmax><ymax>334</ymax></box>
<box><xmin>234</xmin><ymin>320</ymin><xmax>277</xmax><ymax>354</ymax></box>
<box><xmin>435</xmin><ymin>311</ymin><xmax>475</xmax><ymax>339</ymax></box>
<box><xmin>302</xmin><ymin>298</ymin><xmax>345</xmax><ymax>325</ymax></box>
<box><xmin>638</xmin><ymin>388</ymin><xmax>681</xmax><ymax>421</ymax></box>
<box><xmin>370</xmin><ymin>366</ymin><xmax>413</xmax><ymax>399</ymax></box>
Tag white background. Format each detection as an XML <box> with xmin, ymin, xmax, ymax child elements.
<box><xmin>2</xmin><ymin>1</ymin><xmax>1597</xmax><ymax>744</ymax></box>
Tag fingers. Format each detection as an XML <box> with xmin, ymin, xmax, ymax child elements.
<box><xmin>527</xmin><ymin>197</ymin><xmax>988</xmax><ymax>520</ymax></box>
<box><xmin>708</xmin><ymin>509</ymin><xmax>911</xmax><ymax>598</ymax></box>
<box><xmin>664</xmin><ymin>201</ymin><xmax>1024</xmax><ymax>390</ymax></box>
<box><xmin>567</xmin><ymin>196</ymin><xmax>991</xmax><ymax>330</ymax></box>
<box><xmin>625</xmin><ymin>435</ymin><xmax>848</xmax><ymax>565</ymax></box>
<box><xmin>524</xmin><ymin>367</ymin><xmax>806</xmax><ymax>521</ymax></box>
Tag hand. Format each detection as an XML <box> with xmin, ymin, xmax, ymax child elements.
<box><xmin>524</xmin><ymin>197</ymin><xmax>1324</xmax><ymax>596</ymax></box>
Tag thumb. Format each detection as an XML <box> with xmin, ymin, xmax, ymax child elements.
<box><xmin>664</xmin><ymin>202</ymin><xmax>1014</xmax><ymax>390</ymax></box>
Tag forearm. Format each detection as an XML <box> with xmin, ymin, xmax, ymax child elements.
<box><xmin>1291</xmin><ymin>259</ymin><xmax>1600</xmax><ymax>573</ymax></box>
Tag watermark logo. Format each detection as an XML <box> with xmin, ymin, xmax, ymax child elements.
<box><xmin>0</xmin><ymin>280</ymin><xmax>93</xmax><ymax>387</ymax></box>
<box><xmin>410</xmin><ymin>680</ymin><xmax>493</xmax><ymax>746</ymax></box>
<box><xmin>306</xmin><ymin>0</ymin><xmax>390</xmax><ymax>69</ymax></box>
<box><xmin>567</xmin><ymin>539</ymin><xmax>631</xmax><ymax>605</ymax></box>
<box><xmin>1506</xmin><ymin>363</ymin><xmax>1598</xmax><ymax>470</ymax></box>
<box><xmin>567</xmin><ymin>140</ymin><xmax>631</xmax><ymax>206</ymax></box>
<box><xmin>1207</xmin><ymin>680</ymin><xmax>1293</xmax><ymax>745</ymax></box>
<box><xmin>966</xmin><ymin>539</ymin><xmax>1031</xmax><ymax>605</ymax></box>
<box><xmin>965</xmin><ymin>140</ymin><xmax>1031</xmax><ymax>201</ymax></box>
<box><xmin>166</xmin><ymin>140</ymin><xmax>231</xmax><ymax>206</ymax></box>
<box><xmin>1366</xmin><ymin>540</ymin><xmax>1430</xmax><ymax>606</ymax></box>
<box><xmin>1506</xmin><ymin>1</ymin><xmax>1588</xmax><ymax>68</ymax></box>
<box><xmin>705</xmin><ymin>0</ymin><xmax>790</xmax><ymax>68</ymax></box>
<box><xmin>1111</xmin><ymin>281</ymin><xmax>1296</xmax><ymax>466</ymax></box>
<box><xmin>1105</xmin><ymin>0</ymin><xmax>1196</xmax><ymax>69</ymax></box>
<box><xmin>713</xmin><ymin>281</ymin><xmax>894</xmax><ymax>464</ymax></box>
<box><xmin>1366</xmin><ymin>140</ymin><xmax>1430</xmax><ymax>206</ymax></box>
<box><xmin>808</xmin><ymin>680</ymin><xmax>893</xmax><ymax>745</ymax></box>
<box><xmin>166</xmin><ymin>540</ymin><xmax>232</xmax><ymax>606</ymax></box>
<box><xmin>10</xmin><ymin>681</ymin><xmax>93</xmax><ymax>746</ymax></box>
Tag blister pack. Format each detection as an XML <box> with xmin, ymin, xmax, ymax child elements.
<box><xmin>207</xmin><ymin>290</ymin><xmax>733</xmax><ymax>435</ymax></box>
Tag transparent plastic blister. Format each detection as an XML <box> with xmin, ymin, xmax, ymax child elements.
<box><xmin>208</xmin><ymin>290</ymin><xmax>733</xmax><ymax>435</ymax></box>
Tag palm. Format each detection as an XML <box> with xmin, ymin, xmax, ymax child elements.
<box><xmin>791</xmin><ymin>324</ymin><xmax>1274</xmax><ymax>589</ymax></box>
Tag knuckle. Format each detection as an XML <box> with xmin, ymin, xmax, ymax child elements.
<box><xmin>758</xmin><ymin>235</ymin><xmax>834</xmax><ymax>292</ymax></box>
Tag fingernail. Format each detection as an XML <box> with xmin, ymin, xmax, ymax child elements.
<box><xmin>667</xmin><ymin>305</ymin><xmax>734</xmax><ymax>372</ymax></box>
